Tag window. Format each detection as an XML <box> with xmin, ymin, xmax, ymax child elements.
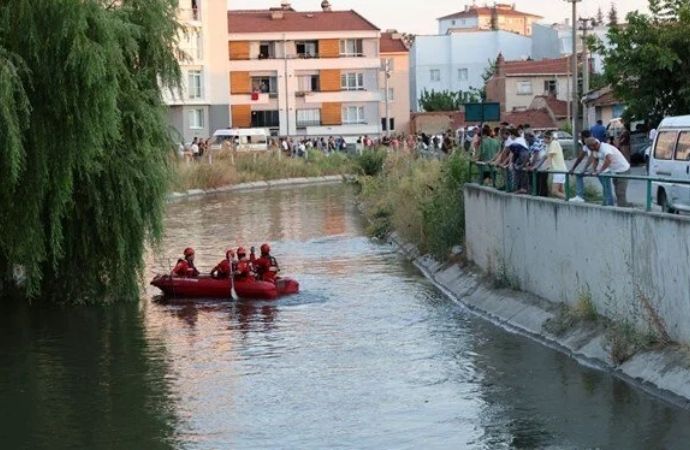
<box><xmin>187</xmin><ymin>70</ymin><xmax>203</xmax><ymax>99</ymax></box>
<box><xmin>452</xmin><ymin>20</ymin><xmax>456</xmax><ymax>25</ymax></box>
<box><xmin>188</xmin><ymin>108</ymin><xmax>204</xmax><ymax>129</ymax></box>
<box><xmin>381</xmin><ymin>117</ymin><xmax>395</xmax><ymax>131</ymax></box>
<box><xmin>259</xmin><ymin>42</ymin><xmax>275</xmax><ymax>59</ymax></box>
<box><xmin>430</xmin><ymin>69</ymin><xmax>440</xmax><ymax>82</ymax></box>
<box><xmin>251</xmin><ymin>76</ymin><xmax>277</xmax><ymax>94</ymax></box>
<box><xmin>675</xmin><ymin>132</ymin><xmax>690</xmax><ymax>161</ymax></box>
<box><xmin>517</xmin><ymin>80</ymin><xmax>532</xmax><ymax>95</ymax></box>
<box><xmin>298</xmin><ymin>75</ymin><xmax>320</xmax><ymax>92</ymax></box>
<box><xmin>296</xmin><ymin>41</ymin><xmax>318</xmax><ymax>58</ymax></box>
<box><xmin>340</xmin><ymin>39</ymin><xmax>363</xmax><ymax>56</ymax></box>
<box><xmin>544</xmin><ymin>79</ymin><xmax>557</xmax><ymax>95</ymax></box>
<box><xmin>340</xmin><ymin>72</ymin><xmax>365</xmax><ymax>90</ymax></box>
<box><xmin>296</xmin><ymin>109</ymin><xmax>321</xmax><ymax>128</ymax></box>
<box><xmin>382</xmin><ymin>88</ymin><xmax>394</xmax><ymax>102</ymax></box>
<box><xmin>654</xmin><ymin>131</ymin><xmax>678</xmax><ymax>160</ymax></box>
<box><xmin>458</xmin><ymin>68</ymin><xmax>468</xmax><ymax>81</ymax></box>
<box><xmin>342</xmin><ymin>106</ymin><xmax>365</xmax><ymax>124</ymax></box>
<box><xmin>251</xmin><ymin>110</ymin><xmax>279</xmax><ymax>128</ymax></box>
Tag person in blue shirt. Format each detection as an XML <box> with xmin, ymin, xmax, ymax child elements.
<box><xmin>590</xmin><ymin>120</ymin><xmax>607</xmax><ymax>142</ymax></box>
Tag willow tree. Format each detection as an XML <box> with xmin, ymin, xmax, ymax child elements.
<box><xmin>0</xmin><ymin>0</ymin><xmax>181</xmax><ymax>303</ymax></box>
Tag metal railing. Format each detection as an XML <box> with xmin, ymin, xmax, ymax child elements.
<box><xmin>469</xmin><ymin>161</ymin><xmax>690</xmax><ymax>212</ymax></box>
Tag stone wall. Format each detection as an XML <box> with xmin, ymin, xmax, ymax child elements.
<box><xmin>464</xmin><ymin>184</ymin><xmax>690</xmax><ymax>345</ymax></box>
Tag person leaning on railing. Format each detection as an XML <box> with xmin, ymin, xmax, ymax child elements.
<box><xmin>584</xmin><ymin>137</ymin><xmax>631</xmax><ymax>207</ymax></box>
<box><xmin>568</xmin><ymin>130</ymin><xmax>595</xmax><ymax>202</ymax></box>
<box><xmin>476</xmin><ymin>125</ymin><xmax>500</xmax><ymax>185</ymax></box>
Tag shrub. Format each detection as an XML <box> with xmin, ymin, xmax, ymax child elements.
<box><xmin>357</xmin><ymin>149</ymin><xmax>387</xmax><ymax>176</ymax></box>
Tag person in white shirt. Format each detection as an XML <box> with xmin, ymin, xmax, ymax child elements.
<box><xmin>585</xmin><ymin>137</ymin><xmax>631</xmax><ymax>206</ymax></box>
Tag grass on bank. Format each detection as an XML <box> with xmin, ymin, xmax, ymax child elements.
<box><xmin>171</xmin><ymin>149</ymin><xmax>357</xmax><ymax>192</ymax></box>
<box><xmin>358</xmin><ymin>150</ymin><xmax>471</xmax><ymax>260</ymax></box>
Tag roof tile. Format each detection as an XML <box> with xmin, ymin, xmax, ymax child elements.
<box><xmin>380</xmin><ymin>32</ymin><xmax>408</xmax><ymax>53</ymax></box>
<box><xmin>227</xmin><ymin>9</ymin><xmax>379</xmax><ymax>34</ymax></box>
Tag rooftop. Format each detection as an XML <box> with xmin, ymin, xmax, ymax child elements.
<box><xmin>380</xmin><ymin>32</ymin><xmax>408</xmax><ymax>53</ymax></box>
<box><xmin>500</xmin><ymin>56</ymin><xmax>572</xmax><ymax>76</ymax></box>
<box><xmin>438</xmin><ymin>4</ymin><xmax>543</xmax><ymax>21</ymax></box>
<box><xmin>227</xmin><ymin>9</ymin><xmax>379</xmax><ymax>34</ymax></box>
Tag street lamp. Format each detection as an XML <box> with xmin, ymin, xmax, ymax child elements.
<box><xmin>565</xmin><ymin>0</ymin><xmax>581</xmax><ymax>152</ymax></box>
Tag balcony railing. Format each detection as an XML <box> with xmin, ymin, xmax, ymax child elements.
<box><xmin>178</xmin><ymin>8</ymin><xmax>201</xmax><ymax>22</ymax></box>
<box><xmin>296</xmin><ymin>120</ymin><xmax>322</xmax><ymax>129</ymax></box>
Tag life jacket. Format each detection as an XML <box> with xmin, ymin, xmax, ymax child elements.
<box><xmin>236</xmin><ymin>259</ymin><xmax>253</xmax><ymax>280</ymax></box>
<box><xmin>212</xmin><ymin>259</ymin><xmax>232</xmax><ymax>279</ymax></box>
<box><xmin>173</xmin><ymin>259</ymin><xmax>199</xmax><ymax>278</ymax></box>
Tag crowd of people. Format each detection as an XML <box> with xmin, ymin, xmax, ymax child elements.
<box><xmin>172</xmin><ymin>244</ymin><xmax>280</xmax><ymax>284</ymax></box>
<box><xmin>474</xmin><ymin>122</ymin><xmax>633</xmax><ymax>207</ymax></box>
<box><xmin>178</xmin><ymin>137</ymin><xmax>210</xmax><ymax>162</ymax></box>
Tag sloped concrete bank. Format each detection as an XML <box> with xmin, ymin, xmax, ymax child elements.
<box><xmin>389</xmin><ymin>233</ymin><xmax>690</xmax><ymax>409</ymax></box>
<box><xmin>167</xmin><ymin>175</ymin><xmax>351</xmax><ymax>201</ymax></box>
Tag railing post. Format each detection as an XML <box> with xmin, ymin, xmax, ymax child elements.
<box><xmin>468</xmin><ymin>160</ymin><xmax>473</xmax><ymax>183</ymax></box>
<box><xmin>565</xmin><ymin>173</ymin><xmax>571</xmax><ymax>201</ymax></box>
<box><xmin>646</xmin><ymin>179</ymin><xmax>653</xmax><ymax>212</ymax></box>
<box><xmin>531</xmin><ymin>170</ymin><xmax>537</xmax><ymax>196</ymax></box>
<box><xmin>491</xmin><ymin>165</ymin><xmax>497</xmax><ymax>188</ymax></box>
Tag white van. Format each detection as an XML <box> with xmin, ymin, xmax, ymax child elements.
<box><xmin>648</xmin><ymin>115</ymin><xmax>690</xmax><ymax>213</ymax></box>
<box><xmin>210</xmin><ymin>128</ymin><xmax>269</xmax><ymax>152</ymax></box>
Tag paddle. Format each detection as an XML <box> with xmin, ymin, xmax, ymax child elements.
<box><xmin>229</xmin><ymin>254</ymin><xmax>239</xmax><ymax>301</ymax></box>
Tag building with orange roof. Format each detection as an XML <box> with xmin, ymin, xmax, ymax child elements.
<box><xmin>227</xmin><ymin>1</ymin><xmax>384</xmax><ymax>139</ymax></box>
<box><xmin>379</xmin><ymin>31</ymin><xmax>410</xmax><ymax>134</ymax></box>
<box><xmin>437</xmin><ymin>3</ymin><xmax>543</xmax><ymax>36</ymax></box>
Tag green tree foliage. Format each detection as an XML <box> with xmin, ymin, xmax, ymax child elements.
<box><xmin>596</xmin><ymin>0</ymin><xmax>690</xmax><ymax>125</ymax></box>
<box><xmin>419</xmin><ymin>89</ymin><xmax>481</xmax><ymax>112</ymax></box>
<box><xmin>0</xmin><ymin>0</ymin><xmax>181</xmax><ymax>303</ymax></box>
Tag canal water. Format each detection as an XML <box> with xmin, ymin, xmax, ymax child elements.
<box><xmin>2</xmin><ymin>184</ymin><xmax>690</xmax><ymax>449</ymax></box>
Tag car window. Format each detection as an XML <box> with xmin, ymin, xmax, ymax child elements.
<box><xmin>675</xmin><ymin>131</ymin><xmax>690</xmax><ymax>161</ymax></box>
<box><xmin>654</xmin><ymin>131</ymin><xmax>678</xmax><ymax>160</ymax></box>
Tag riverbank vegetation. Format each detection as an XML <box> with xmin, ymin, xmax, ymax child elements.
<box><xmin>358</xmin><ymin>151</ymin><xmax>471</xmax><ymax>260</ymax></box>
<box><xmin>172</xmin><ymin>150</ymin><xmax>357</xmax><ymax>191</ymax></box>
<box><xmin>0</xmin><ymin>0</ymin><xmax>180</xmax><ymax>303</ymax></box>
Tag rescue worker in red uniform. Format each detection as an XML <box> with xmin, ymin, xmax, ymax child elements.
<box><xmin>210</xmin><ymin>248</ymin><xmax>236</xmax><ymax>279</ymax></box>
<box><xmin>251</xmin><ymin>243</ymin><xmax>280</xmax><ymax>283</ymax></box>
<box><xmin>235</xmin><ymin>247</ymin><xmax>254</xmax><ymax>280</ymax></box>
<box><xmin>172</xmin><ymin>247</ymin><xmax>200</xmax><ymax>278</ymax></box>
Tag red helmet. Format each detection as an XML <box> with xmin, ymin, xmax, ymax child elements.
<box><xmin>225</xmin><ymin>248</ymin><xmax>235</xmax><ymax>258</ymax></box>
<box><xmin>260</xmin><ymin>243</ymin><xmax>271</xmax><ymax>254</ymax></box>
<box><xmin>236</xmin><ymin>247</ymin><xmax>246</xmax><ymax>256</ymax></box>
<box><xmin>184</xmin><ymin>247</ymin><xmax>195</xmax><ymax>257</ymax></box>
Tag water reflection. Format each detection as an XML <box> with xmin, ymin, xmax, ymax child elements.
<box><xmin>0</xmin><ymin>300</ymin><xmax>180</xmax><ymax>450</ymax></box>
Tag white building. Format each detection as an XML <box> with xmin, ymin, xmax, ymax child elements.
<box><xmin>164</xmin><ymin>0</ymin><xmax>231</xmax><ymax>143</ymax></box>
<box><xmin>227</xmin><ymin>1</ymin><xmax>382</xmax><ymax>138</ymax></box>
<box><xmin>410</xmin><ymin>30</ymin><xmax>532</xmax><ymax>112</ymax></box>
<box><xmin>551</xmin><ymin>20</ymin><xmax>611</xmax><ymax>73</ymax></box>
<box><xmin>437</xmin><ymin>3</ymin><xmax>542</xmax><ymax>36</ymax></box>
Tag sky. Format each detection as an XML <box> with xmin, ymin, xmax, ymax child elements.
<box><xmin>227</xmin><ymin>0</ymin><xmax>650</xmax><ymax>35</ymax></box>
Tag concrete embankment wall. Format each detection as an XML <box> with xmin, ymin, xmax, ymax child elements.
<box><xmin>464</xmin><ymin>184</ymin><xmax>690</xmax><ymax>345</ymax></box>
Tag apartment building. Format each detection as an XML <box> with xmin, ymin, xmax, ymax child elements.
<box><xmin>227</xmin><ymin>1</ymin><xmax>383</xmax><ymax>138</ymax></box>
<box><xmin>164</xmin><ymin>0</ymin><xmax>230</xmax><ymax>142</ymax></box>
<box><xmin>437</xmin><ymin>3</ymin><xmax>542</xmax><ymax>36</ymax></box>
<box><xmin>379</xmin><ymin>31</ymin><xmax>411</xmax><ymax>134</ymax></box>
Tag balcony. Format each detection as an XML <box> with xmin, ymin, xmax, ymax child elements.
<box><xmin>296</xmin><ymin>120</ymin><xmax>322</xmax><ymax>129</ymax></box>
<box><xmin>178</xmin><ymin>8</ymin><xmax>201</xmax><ymax>23</ymax></box>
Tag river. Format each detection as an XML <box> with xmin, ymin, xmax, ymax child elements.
<box><xmin>1</xmin><ymin>184</ymin><xmax>689</xmax><ymax>449</ymax></box>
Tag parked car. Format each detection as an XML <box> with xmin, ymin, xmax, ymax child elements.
<box><xmin>630</xmin><ymin>132</ymin><xmax>651</xmax><ymax>165</ymax></box>
<box><xmin>648</xmin><ymin>115</ymin><xmax>690</xmax><ymax>213</ymax></box>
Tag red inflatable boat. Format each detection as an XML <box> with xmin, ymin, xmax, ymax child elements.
<box><xmin>150</xmin><ymin>275</ymin><xmax>299</xmax><ymax>300</ymax></box>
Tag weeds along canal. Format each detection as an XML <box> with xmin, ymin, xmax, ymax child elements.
<box><xmin>1</xmin><ymin>184</ymin><xmax>689</xmax><ymax>449</ymax></box>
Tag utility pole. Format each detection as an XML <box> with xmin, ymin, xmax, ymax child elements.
<box><xmin>565</xmin><ymin>0</ymin><xmax>582</xmax><ymax>152</ymax></box>
<box><xmin>578</xmin><ymin>17</ymin><xmax>594</xmax><ymax>130</ymax></box>
<box><xmin>383</xmin><ymin>58</ymin><xmax>391</xmax><ymax>136</ymax></box>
